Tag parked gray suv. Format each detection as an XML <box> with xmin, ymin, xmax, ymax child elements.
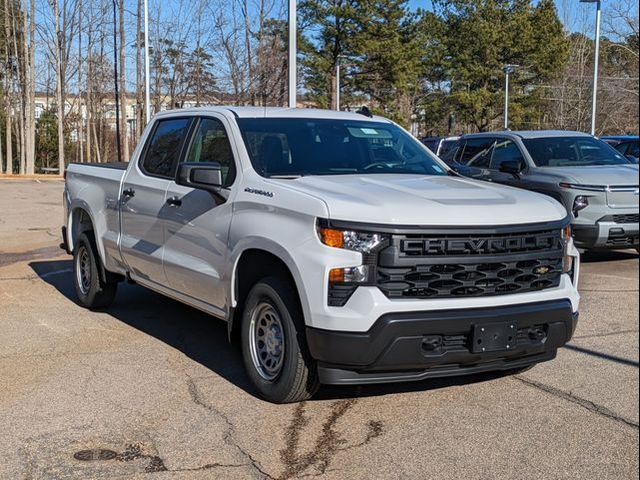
<box><xmin>442</xmin><ymin>131</ymin><xmax>639</xmax><ymax>251</ymax></box>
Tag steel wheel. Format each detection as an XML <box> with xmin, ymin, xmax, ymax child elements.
<box><xmin>249</xmin><ymin>301</ymin><xmax>286</xmax><ymax>381</ymax></box>
<box><xmin>75</xmin><ymin>245</ymin><xmax>92</xmax><ymax>295</ymax></box>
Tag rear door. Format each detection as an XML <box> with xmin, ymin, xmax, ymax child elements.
<box><xmin>162</xmin><ymin>115</ymin><xmax>238</xmax><ymax>312</ymax></box>
<box><xmin>120</xmin><ymin>117</ymin><xmax>193</xmax><ymax>285</ymax></box>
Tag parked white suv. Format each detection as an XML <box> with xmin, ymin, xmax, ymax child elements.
<box><xmin>62</xmin><ymin>107</ymin><xmax>580</xmax><ymax>403</ymax></box>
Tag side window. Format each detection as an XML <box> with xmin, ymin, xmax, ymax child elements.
<box><xmin>462</xmin><ymin>138</ymin><xmax>495</xmax><ymax>167</ymax></box>
<box><xmin>186</xmin><ymin>118</ymin><xmax>237</xmax><ymax>186</ymax></box>
<box><xmin>141</xmin><ymin>118</ymin><xmax>191</xmax><ymax>178</ymax></box>
<box><xmin>491</xmin><ymin>139</ymin><xmax>526</xmax><ymax>170</ymax></box>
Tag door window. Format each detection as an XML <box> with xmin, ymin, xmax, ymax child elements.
<box><xmin>490</xmin><ymin>139</ymin><xmax>526</xmax><ymax>170</ymax></box>
<box><xmin>186</xmin><ymin>118</ymin><xmax>237</xmax><ymax>186</ymax></box>
<box><xmin>141</xmin><ymin>118</ymin><xmax>191</xmax><ymax>178</ymax></box>
<box><xmin>461</xmin><ymin>138</ymin><xmax>496</xmax><ymax>167</ymax></box>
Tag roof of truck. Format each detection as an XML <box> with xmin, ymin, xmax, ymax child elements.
<box><xmin>461</xmin><ymin>130</ymin><xmax>593</xmax><ymax>140</ymax></box>
<box><xmin>154</xmin><ymin>106</ymin><xmax>392</xmax><ymax>123</ymax></box>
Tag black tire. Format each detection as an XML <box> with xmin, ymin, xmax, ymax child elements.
<box><xmin>73</xmin><ymin>232</ymin><xmax>118</xmax><ymax>310</ymax></box>
<box><xmin>241</xmin><ymin>276</ymin><xmax>319</xmax><ymax>403</ymax></box>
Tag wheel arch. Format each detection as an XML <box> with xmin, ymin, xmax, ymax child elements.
<box><xmin>228</xmin><ymin>244</ymin><xmax>310</xmax><ymax>343</ymax></box>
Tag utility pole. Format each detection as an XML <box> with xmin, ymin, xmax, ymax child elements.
<box><xmin>503</xmin><ymin>64</ymin><xmax>518</xmax><ymax>130</ymax></box>
<box><xmin>580</xmin><ymin>0</ymin><xmax>602</xmax><ymax>136</ymax></box>
<box><xmin>288</xmin><ymin>0</ymin><xmax>296</xmax><ymax>108</ymax></box>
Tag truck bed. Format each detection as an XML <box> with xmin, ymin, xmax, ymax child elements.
<box><xmin>69</xmin><ymin>162</ymin><xmax>129</xmax><ymax>170</ymax></box>
<box><xmin>65</xmin><ymin>162</ymin><xmax>128</xmax><ymax>273</ymax></box>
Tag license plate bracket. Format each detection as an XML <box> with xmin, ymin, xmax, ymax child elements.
<box><xmin>472</xmin><ymin>322</ymin><xmax>517</xmax><ymax>353</ymax></box>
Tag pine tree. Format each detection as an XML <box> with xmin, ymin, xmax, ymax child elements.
<box><xmin>436</xmin><ymin>0</ymin><xmax>569</xmax><ymax>131</ymax></box>
<box><xmin>300</xmin><ymin>0</ymin><xmax>366</xmax><ymax>109</ymax></box>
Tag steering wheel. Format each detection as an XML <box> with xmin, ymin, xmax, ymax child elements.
<box><xmin>364</xmin><ymin>162</ymin><xmax>395</xmax><ymax>171</ymax></box>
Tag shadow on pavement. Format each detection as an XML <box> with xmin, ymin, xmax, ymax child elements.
<box><xmin>30</xmin><ymin>259</ymin><xmax>522</xmax><ymax>402</ymax></box>
<box><xmin>580</xmin><ymin>249</ymin><xmax>638</xmax><ymax>264</ymax></box>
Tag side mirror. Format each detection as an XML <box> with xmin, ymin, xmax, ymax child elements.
<box><xmin>499</xmin><ymin>160</ymin><xmax>523</xmax><ymax>175</ymax></box>
<box><xmin>176</xmin><ymin>162</ymin><xmax>223</xmax><ymax>191</ymax></box>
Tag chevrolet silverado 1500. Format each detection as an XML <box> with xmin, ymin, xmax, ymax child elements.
<box><xmin>62</xmin><ymin>107</ymin><xmax>580</xmax><ymax>403</ymax></box>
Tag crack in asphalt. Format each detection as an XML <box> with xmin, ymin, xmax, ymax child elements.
<box><xmin>186</xmin><ymin>376</ymin><xmax>275</xmax><ymax>479</ymax></box>
<box><xmin>279</xmin><ymin>399</ymin><xmax>384</xmax><ymax>479</ymax></box>
<box><xmin>573</xmin><ymin>329</ymin><xmax>639</xmax><ymax>340</ymax></box>
<box><xmin>280</xmin><ymin>400</ymin><xmax>357</xmax><ymax>479</ymax></box>
<box><xmin>514</xmin><ymin>376</ymin><xmax>639</xmax><ymax>430</ymax></box>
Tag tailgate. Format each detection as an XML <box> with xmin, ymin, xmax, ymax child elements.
<box><xmin>606</xmin><ymin>186</ymin><xmax>640</xmax><ymax>210</ymax></box>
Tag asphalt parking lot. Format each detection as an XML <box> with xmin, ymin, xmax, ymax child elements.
<box><xmin>0</xmin><ymin>178</ymin><xmax>638</xmax><ymax>480</ymax></box>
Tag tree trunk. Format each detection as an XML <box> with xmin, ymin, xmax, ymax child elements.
<box><xmin>2</xmin><ymin>0</ymin><xmax>11</xmax><ymax>174</ymax></box>
<box><xmin>25</xmin><ymin>0</ymin><xmax>35</xmax><ymax>175</ymax></box>
<box><xmin>135</xmin><ymin>0</ymin><xmax>143</xmax><ymax>140</ymax></box>
<box><xmin>119</xmin><ymin>0</ymin><xmax>129</xmax><ymax>161</ymax></box>
<box><xmin>243</xmin><ymin>0</ymin><xmax>254</xmax><ymax>105</ymax></box>
<box><xmin>53</xmin><ymin>0</ymin><xmax>65</xmax><ymax>176</ymax></box>
<box><xmin>77</xmin><ymin>0</ymin><xmax>84</xmax><ymax>163</ymax></box>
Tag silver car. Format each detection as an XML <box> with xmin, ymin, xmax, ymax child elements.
<box><xmin>442</xmin><ymin>130</ymin><xmax>639</xmax><ymax>251</ymax></box>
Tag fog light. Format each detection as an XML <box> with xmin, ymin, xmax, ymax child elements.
<box><xmin>563</xmin><ymin>255</ymin><xmax>573</xmax><ymax>274</ymax></box>
<box><xmin>329</xmin><ymin>265</ymin><xmax>370</xmax><ymax>284</ymax></box>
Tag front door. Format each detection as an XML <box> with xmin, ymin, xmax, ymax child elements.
<box><xmin>487</xmin><ymin>139</ymin><xmax>528</xmax><ymax>187</ymax></box>
<box><xmin>120</xmin><ymin>117</ymin><xmax>193</xmax><ymax>285</ymax></box>
<box><xmin>163</xmin><ymin>116</ymin><xmax>238</xmax><ymax>312</ymax></box>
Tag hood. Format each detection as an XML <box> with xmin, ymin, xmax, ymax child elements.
<box><xmin>267</xmin><ymin>174</ymin><xmax>567</xmax><ymax>226</ymax></box>
<box><xmin>540</xmin><ymin>164</ymin><xmax>639</xmax><ymax>186</ymax></box>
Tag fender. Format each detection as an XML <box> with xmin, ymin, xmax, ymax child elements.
<box><xmin>227</xmin><ymin>237</ymin><xmax>313</xmax><ymax>338</ymax></box>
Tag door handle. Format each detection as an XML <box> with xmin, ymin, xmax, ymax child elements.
<box><xmin>166</xmin><ymin>196</ymin><xmax>182</xmax><ymax>208</ymax></box>
<box><xmin>122</xmin><ymin>188</ymin><xmax>135</xmax><ymax>198</ymax></box>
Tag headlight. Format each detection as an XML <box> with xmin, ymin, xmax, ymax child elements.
<box><xmin>572</xmin><ymin>196</ymin><xmax>589</xmax><ymax>216</ymax></box>
<box><xmin>318</xmin><ymin>226</ymin><xmax>387</xmax><ymax>253</ymax></box>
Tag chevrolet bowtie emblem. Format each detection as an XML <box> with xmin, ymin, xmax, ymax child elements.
<box><xmin>534</xmin><ymin>266</ymin><xmax>551</xmax><ymax>275</ymax></box>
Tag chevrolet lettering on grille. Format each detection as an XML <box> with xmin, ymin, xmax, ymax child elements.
<box><xmin>401</xmin><ymin>233</ymin><xmax>561</xmax><ymax>256</ymax></box>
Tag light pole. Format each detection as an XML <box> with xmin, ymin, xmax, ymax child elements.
<box><xmin>288</xmin><ymin>0</ymin><xmax>297</xmax><ymax>108</ymax></box>
<box><xmin>336</xmin><ymin>60</ymin><xmax>341</xmax><ymax>111</ymax></box>
<box><xmin>144</xmin><ymin>0</ymin><xmax>151</xmax><ymax>122</ymax></box>
<box><xmin>581</xmin><ymin>0</ymin><xmax>602</xmax><ymax>135</ymax></box>
<box><xmin>336</xmin><ymin>55</ymin><xmax>348</xmax><ymax>111</ymax></box>
<box><xmin>503</xmin><ymin>64</ymin><xmax>518</xmax><ymax>130</ymax></box>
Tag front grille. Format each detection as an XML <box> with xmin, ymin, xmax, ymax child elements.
<box><xmin>613</xmin><ymin>214</ymin><xmax>639</xmax><ymax>224</ymax></box>
<box><xmin>376</xmin><ymin>228</ymin><xmax>564</xmax><ymax>300</ymax></box>
<box><xmin>606</xmin><ymin>235</ymin><xmax>639</xmax><ymax>247</ymax></box>
<box><xmin>378</xmin><ymin>258</ymin><xmax>562</xmax><ymax>299</ymax></box>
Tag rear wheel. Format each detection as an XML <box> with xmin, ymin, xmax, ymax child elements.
<box><xmin>73</xmin><ymin>232</ymin><xmax>118</xmax><ymax>309</ymax></box>
<box><xmin>241</xmin><ymin>276</ymin><xmax>319</xmax><ymax>403</ymax></box>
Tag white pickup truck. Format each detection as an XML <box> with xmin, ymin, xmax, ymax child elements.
<box><xmin>63</xmin><ymin>107</ymin><xmax>581</xmax><ymax>403</ymax></box>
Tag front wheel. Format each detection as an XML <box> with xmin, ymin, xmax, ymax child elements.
<box><xmin>241</xmin><ymin>276</ymin><xmax>319</xmax><ymax>403</ymax></box>
<box><xmin>73</xmin><ymin>232</ymin><xmax>118</xmax><ymax>309</ymax></box>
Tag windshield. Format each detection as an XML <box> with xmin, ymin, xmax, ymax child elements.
<box><xmin>237</xmin><ymin>118</ymin><xmax>448</xmax><ymax>178</ymax></box>
<box><xmin>523</xmin><ymin>137</ymin><xmax>631</xmax><ymax>167</ymax></box>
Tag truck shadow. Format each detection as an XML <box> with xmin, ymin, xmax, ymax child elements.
<box><xmin>30</xmin><ymin>259</ymin><xmax>518</xmax><ymax>402</ymax></box>
<box><xmin>580</xmin><ymin>249</ymin><xmax>638</xmax><ymax>263</ymax></box>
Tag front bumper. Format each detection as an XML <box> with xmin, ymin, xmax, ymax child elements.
<box><xmin>573</xmin><ymin>222</ymin><xmax>639</xmax><ymax>250</ymax></box>
<box><xmin>307</xmin><ymin>299</ymin><xmax>578</xmax><ymax>385</ymax></box>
